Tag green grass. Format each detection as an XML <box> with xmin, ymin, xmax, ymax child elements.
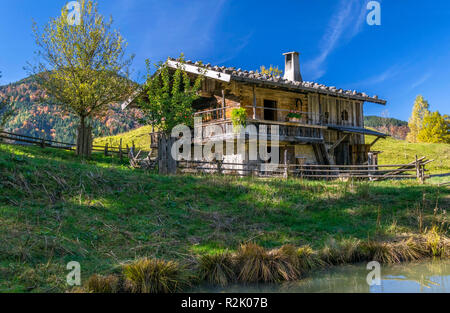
<box><xmin>93</xmin><ymin>125</ymin><xmax>153</xmax><ymax>151</ymax></box>
<box><xmin>0</xmin><ymin>144</ymin><xmax>448</xmax><ymax>292</ymax></box>
<box><xmin>366</xmin><ymin>134</ymin><xmax>450</xmax><ymax>175</ymax></box>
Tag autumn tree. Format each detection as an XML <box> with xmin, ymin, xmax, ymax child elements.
<box><xmin>259</xmin><ymin>65</ymin><xmax>283</xmax><ymax>76</ymax></box>
<box><xmin>29</xmin><ymin>0</ymin><xmax>136</xmax><ymax>157</ymax></box>
<box><xmin>0</xmin><ymin>71</ymin><xmax>12</xmax><ymax>130</ymax></box>
<box><xmin>406</xmin><ymin>95</ymin><xmax>430</xmax><ymax>143</ymax></box>
<box><xmin>417</xmin><ymin>111</ymin><xmax>450</xmax><ymax>143</ymax></box>
<box><xmin>139</xmin><ymin>56</ymin><xmax>204</xmax><ymax>135</ymax></box>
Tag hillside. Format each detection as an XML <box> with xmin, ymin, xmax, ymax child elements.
<box><xmin>0</xmin><ymin>76</ymin><xmax>144</xmax><ymax>143</ymax></box>
<box><xmin>366</xmin><ymin>134</ymin><xmax>450</xmax><ymax>175</ymax></box>
<box><xmin>364</xmin><ymin>116</ymin><xmax>409</xmax><ymax>140</ymax></box>
<box><xmin>0</xmin><ymin>144</ymin><xmax>448</xmax><ymax>292</ymax></box>
<box><xmin>93</xmin><ymin>125</ymin><xmax>153</xmax><ymax>151</ymax></box>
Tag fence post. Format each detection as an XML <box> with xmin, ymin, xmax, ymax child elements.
<box><xmin>415</xmin><ymin>155</ymin><xmax>420</xmax><ymax>182</ymax></box>
<box><xmin>420</xmin><ymin>161</ymin><xmax>425</xmax><ymax>184</ymax></box>
<box><xmin>283</xmin><ymin>149</ymin><xmax>288</xmax><ymax>179</ymax></box>
<box><xmin>40</xmin><ymin>137</ymin><xmax>46</xmax><ymax>149</ymax></box>
<box><xmin>104</xmin><ymin>143</ymin><xmax>109</xmax><ymax>156</ymax></box>
<box><xmin>119</xmin><ymin>138</ymin><xmax>123</xmax><ymax>161</ymax></box>
<box><xmin>216</xmin><ymin>159</ymin><xmax>223</xmax><ymax>175</ymax></box>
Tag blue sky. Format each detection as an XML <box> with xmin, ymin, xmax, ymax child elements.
<box><xmin>0</xmin><ymin>0</ymin><xmax>449</xmax><ymax>120</ymax></box>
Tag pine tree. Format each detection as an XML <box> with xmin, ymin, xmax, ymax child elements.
<box><xmin>417</xmin><ymin>111</ymin><xmax>450</xmax><ymax>143</ymax></box>
<box><xmin>406</xmin><ymin>95</ymin><xmax>430</xmax><ymax>143</ymax></box>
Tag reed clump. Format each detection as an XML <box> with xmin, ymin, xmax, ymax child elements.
<box><xmin>80</xmin><ymin>232</ymin><xmax>449</xmax><ymax>293</ymax></box>
<box><xmin>424</xmin><ymin>226</ymin><xmax>448</xmax><ymax>258</ymax></box>
<box><xmin>235</xmin><ymin>243</ymin><xmax>284</xmax><ymax>283</ymax></box>
<box><xmin>319</xmin><ymin>238</ymin><xmax>363</xmax><ymax>265</ymax></box>
<box><xmin>122</xmin><ymin>258</ymin><xmax>191</xmax><ymax>293</ymax></box>
<box><xmin>86</xmin><ymin>274</ymin><xmax>121</xmax><ymax>293</ymax></box>
<box><xmin>197</xmin><ymin>252</ymin><xmax>236</xmax><ymax>286</ymax></box>
<box><xmin>297</xmin><ymin>245</ymin><xmax>324</xmax><ymax>270</ymax></box>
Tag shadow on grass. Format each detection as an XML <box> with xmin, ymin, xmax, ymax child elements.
<box><xmin>1</xmin><ymin>144</ymin><xmax>449</xmax><ymax>292</ymax></box>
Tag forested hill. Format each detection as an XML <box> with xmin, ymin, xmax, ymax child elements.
<box><xmin>364</xmin><ymin>115</ymin><xmax>410</xmax><ymax>139</ymax></box>
<box><xmin>364</xmin><ymin>115</ymin><xmax>408</xmax><ymax>127</ymax></box>
<box><xmin>0</xmin><ymin>76</ymin><xmax>143</xmax><ymax>143</ymax></box>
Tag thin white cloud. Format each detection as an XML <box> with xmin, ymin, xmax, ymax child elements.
<box><xmin>349</xmin><ymin>64</ymin><xmax>403</xmax><ymax>88</ymax></box>
<box><xmin>410</xmin><ymin>72</ymin><xmax>432</xmax><ymax>89</ymax></box>
<box><xmin>304</xmin><ymin>0</ymin><xmax>369</xmax><ymax>80</ymax></box>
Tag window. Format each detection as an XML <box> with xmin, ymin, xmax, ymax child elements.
<box><xmin>323</xmin><ymin>112</ymin><xmax>329</xmax><ymax>124</ymax></box>
<box><xmin>263</xmin><ymin>100</ymin><xmax>277</xmax><ymax>121</ymax></box>
<box><xmin>341</xmin><ymin>110</ymin><xmax>349</xmax><ymax>121</ymax></box>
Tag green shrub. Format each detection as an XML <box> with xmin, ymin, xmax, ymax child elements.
<box><xmin>231</xmin><ymin>108</ymin><xmax>247</xmax><ymax>130</ymax></box>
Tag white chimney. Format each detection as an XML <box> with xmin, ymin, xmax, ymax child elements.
<box><xmin>283</xmin><ymin>51</ymin><xmax>302</xmax><ymax>82</ymax></box>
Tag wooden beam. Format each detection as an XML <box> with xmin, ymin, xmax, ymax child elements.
<box><xmin>167</xmin><ymin>60</ymin><xmax>231</xmax><ymax>82</ymax></box>
<box><xmin>222</xmin><ymin>89</ymin><xmax>226</xmax><ymax>120</ymax></box>
<box><xmin>328</xmin><ymin>133</ymin><xmax>349</xmax><ymax>152</ymax></box>
<box><xmin>369</xmin><ymin>136</ymin><xmax>382</xmax><ymax>147</ymax></box>
<box><xmin>252</xmin><ymin>85</ymin><xmax>257</xmax><ymax>119</ymax></box>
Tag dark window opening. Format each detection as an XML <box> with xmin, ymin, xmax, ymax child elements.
<box><xmin>323</xmin><ymin>112</ymin><xmax>329</xmax><ymax>124</ymax></box>
<box><xmin>341</xmin><ymin>110</ymin><xmax>349</xmax><ymax>121</ymax></box>
<box><xmin>264</xmin><ymin>100</ymin><xmax>277</xmax><ymax>121</ymax></box>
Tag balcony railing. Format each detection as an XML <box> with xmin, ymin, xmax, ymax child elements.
<box><xmin>194</xmin><ymin>106</ymin><xmax>357</xmax><ymax>127</ymax></box>
<box><xmin>192</xmin><ymin>120</ymin><xmax>323</xmax><ymax>142</ymax></box>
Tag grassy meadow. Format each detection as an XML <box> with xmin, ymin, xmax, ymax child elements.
<box><xmin>93</xmin><ymin>125</ymin><xmax>153</xmax><ymax>151</ymax></box>
<box><xmin>0</xmin><ymin>143</ymin><xmax>448</xmax><ymax>292</ymax></box>
<box><xmin>366</xmin><ymin>134</ymin><xmax>450</xmax><ymax>175</ymax></box>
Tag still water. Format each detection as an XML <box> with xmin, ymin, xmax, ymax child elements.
<box><xmin>195</xmin><ymin>260</ymin><xmax>450</xmax><ymax>293</ymax></box>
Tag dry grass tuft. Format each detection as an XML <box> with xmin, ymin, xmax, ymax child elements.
<box><xmin>297</xmin><ymin>245</ymin><xmax>325</xmax><ymax>270</ymax></box>
<box><xmin>425</xmin><ymin>226</ymin><xmax>447</xmax><ymax>257</ymax></box>
<box><xmin>123</xmin><ymin>258</ymin><xmax>190</xmax><ymax>293</ymax></box>
<box><xmin>319</xmin><ymin>238</ymin><xmax>362</xmax><ymax>265</ymax></box>
<box><xmin>86</xmin><ymin>274</ymin><xmax>120</xmax><ymax>293</ymax></box>
<box><xmin>235</xmin><ymin>243</ymin><xmax>300</xmax><ymax>283</ymax></box>
<box><xmin>197</xmin><ymin>252</ymin><xmax>236</xmax><ymax>286</ymax></box>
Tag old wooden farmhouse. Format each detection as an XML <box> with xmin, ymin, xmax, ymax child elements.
<box><xmin>125</xmin><ymin>52</ymin><xmax>388</xmax><ymax>168</ymax></box>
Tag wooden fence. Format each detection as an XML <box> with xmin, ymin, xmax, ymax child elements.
<box><xmin>0</xmin><ymin>130</ymin><xmax>132</xmax><ymax>160</ymax></box>
<box><xmin>177</xmin><ymin>156</ymin><xmax>432</xmax><ymax>182</ymax></box>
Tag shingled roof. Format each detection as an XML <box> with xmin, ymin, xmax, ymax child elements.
<box><xmin>167</xmin><ymin>57</ymin><xmax>387</xmax><ymax>105</ymax></box>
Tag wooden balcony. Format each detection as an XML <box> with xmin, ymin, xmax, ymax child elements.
<box><xmin>193</xmin><ymin>119</ymin><xmax>324</xmax><ymax>144</ymax></box>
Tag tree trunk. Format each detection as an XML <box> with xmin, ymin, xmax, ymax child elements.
<box><xmin>76</xmin><ymin>116</ymin><xmax>92</xmax><ymax>158</ymax></box>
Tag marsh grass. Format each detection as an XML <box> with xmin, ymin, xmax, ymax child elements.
<box><xmin>319</xmin><ymin>238</ymin><xmax>362</xmax><ymax>265</ymax></box>
<box><xmin>297</xmin><ymin>245</ymin><xmax>324</xmax><ymax>271</ymax></box>
<box><xmin>122</xmin><ymin>258</ymin><xmax>190</xmax><ymax>293</ymax></box>
<box><xmin>86</xmin><ymin>274</ymin><xmax>121</xmax><ymax>293</ymax></box>
<box><xmin>198</xmin><ymin>252</ymin><xmax>236</xmax><ymax>286</ymax></box>
<box><xmin>235</xmin><ymin>243</ymin><xmax>300</xmax><ymax>283</ymax></box>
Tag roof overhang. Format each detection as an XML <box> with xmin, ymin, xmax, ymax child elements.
<box><xmin>327</xmin><ymin>125</ymin><xmax>389</xmax><ymax>137</ymax></box>
<box><xmin>167</xmin><ymin>60</ymin><xmax>231</xmax><ymax>83</ymax></box>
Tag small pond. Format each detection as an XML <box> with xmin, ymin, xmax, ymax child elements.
<box><xmin>194</xmin><ymin>259</ymin><xmax>450</xmax><ymax>293</ymax></box>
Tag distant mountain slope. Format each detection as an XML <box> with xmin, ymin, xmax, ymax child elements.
<box><xmin>364</xmin><ymin>116</ymin><xmax>409</xmax><ymax>140</ymax></box>
<box><xmin>0</xmin><ymin>77</ymin><xmax>143</xmax><ymax>143</ymax></box>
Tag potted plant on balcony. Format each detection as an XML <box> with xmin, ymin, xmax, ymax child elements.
<box><xmin>286</xmin><ymin>110</ymin><xmax>302</xmax><ymax>122</ymax></box>
<box><xmin>231</xmin><ymin>107</ymin><xmax>247</xmax><ymax>132</ymax></box>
